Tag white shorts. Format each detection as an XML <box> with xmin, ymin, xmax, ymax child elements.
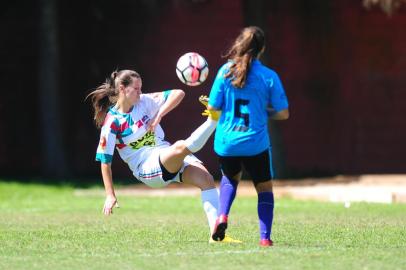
<box><xmin>133</xmin><ymin>149</ymin><xmax>201</xmax><ymax>188</ymax></box>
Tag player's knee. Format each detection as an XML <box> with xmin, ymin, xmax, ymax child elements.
<box><xmin>201</xmin><ymin>172</ymin><xmax>216</xmax><ymax>190</ymax></box>
<box><xmin>204</xmin><ymin>172</ymin><xmax>215</xmax><ymax>185</ymax></box>
<box><xmin>224</xmin><ymin>173</ymin><xmax>241</xmax><ymax>183</ymax></box>
<box><xmin>254</xmin><ymin>180</ymin><xmax>273</xmax><ymax>193</ymax></box>
<box><xmin>172</xmin><ymin>140</ymin><xmax>189</xmax><ymax>155</ymax></box>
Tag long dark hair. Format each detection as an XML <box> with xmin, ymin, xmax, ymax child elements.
<box><xmin>224</xmin><ymin>26</ymin><xmax>265</xmax><ymax>88</ymax></box>
<box><xmin>86</xmin><ymin>70</ymin><xmax>141</xmax><ymax>128</ymax></box>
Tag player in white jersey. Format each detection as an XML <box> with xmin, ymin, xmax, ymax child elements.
<box><xmin>87</xmin><ymin>69</ymin><xmax>238</xmax><ymax>241</ymax></box>
<box><xmin>96</xmin><ymin>91</ymin><xmax>200</xmax><ymax>189</ymax></box>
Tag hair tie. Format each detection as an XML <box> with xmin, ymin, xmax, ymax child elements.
<box><xmin>112</xmin><ymin>71</ymin><xmax>118</xmax><ymax>80</ymax></box>
<box><xmin>110</xmin><ymin>71</ymin><xmax>118</xmax><ymax>87</ymax></box>
<box><xmin>106</xmin><ymin>77</ymin><xmax>114</xmax><ymax>88</ymax></box>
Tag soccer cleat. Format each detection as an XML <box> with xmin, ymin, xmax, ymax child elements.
<box><xmin>209</xmin><ymin>235</ymin><xmax>243</xmax><ymax>244</ymax></box>
<box><xmin>199</xmin><ymin>95</ymin><xmax>221</xmax><ymax>121</ymax></box>
<box><xmin>199</xmin><ymin>95</ymin><xmax>209</xmax><ymax>107</ymax></box>
<box><xmin>259</xmin><ymin>239</ymin><xmax>273</xmax><ymax>247</ymax></box>
<box><xmin>211</xmin><ymin>214</ymin><xmax>228</xmax><ymax>241</ymax></box>
<box><xmin>202</xmin><ymin>109</ymin><xmax>221</xmax><ymax>121</ymax></box>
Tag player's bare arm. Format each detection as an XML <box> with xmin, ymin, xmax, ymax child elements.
<box><xmin>270</xmin><ymin>108</ymin><xmax>289</xmax><ymax>120</ymax></box>
<box><xmin>101</xmin><ymin>162</ymin><xmax>118</xmax><ymax>216</ymax></box>
<box><xmin>148</xmin><ymin>89</ymin><xmax>185</xmax><ymax>131</ymax></box>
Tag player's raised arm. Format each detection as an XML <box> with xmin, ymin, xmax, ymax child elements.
<box><xmin>157</xmin><ymin>89</ymin><xmax>185</xmax><ymax>117</ymax></box>
<box><xmin>148</xmin><ymin>89</ymin><xmax>185</xmax><ymax>132</ymax></box>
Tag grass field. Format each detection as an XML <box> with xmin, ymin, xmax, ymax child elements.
<box><xmin>1</xmin><ymin>181</ymin><xmax>405</xmax><ymax>270</ymax></box>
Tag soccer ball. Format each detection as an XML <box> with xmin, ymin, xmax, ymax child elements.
<box><xmin>176</xmin><ymin>52</ymin><xmax>209</xmax><ymax>86</ymax></box>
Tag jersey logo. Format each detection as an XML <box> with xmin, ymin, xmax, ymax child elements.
<box><xmin>135</xmin><ymin>115</ymin><xmax>151</xmax><ymax>128</ymax></box>
<box><xmin>142</xmin><ymin>115</ymin><xmax>150</xmax><ymax>125</ymax></box>
<box><xmin>135</xmin><ymin>120</ymin><xmax>143</xmax><ymax>128</ymax></box>
<box><xmin>129</xmin><ymin>131</ymin><xmax>156</xmax><ymax>150</ymax></box>
<box><xmin>266</xmin><ymin>78</ymin><xmax>274</xmax><ymax>88</ymax></box>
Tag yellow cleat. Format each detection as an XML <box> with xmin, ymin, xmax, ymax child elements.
<box><xmin>199</xmin><ymin>95</ymin><xmax>221</xmax><ymax>121</ymax></box>
<box><xmin>202</xmin><ymin>109</ymin><xmax>221</xmax><ymax>121</ymax></box>
<box><xmin>199</xmin><ymin>95</ymin><xmax>209</xmax><ymax>107</ymax></box>
<box><xmin>209</xmin><ymin>235</ymin><xmax>243</xmax><ymax>244</ymax></box>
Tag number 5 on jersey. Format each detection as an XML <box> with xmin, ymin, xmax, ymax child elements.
<box><xmin>234</xmin><ymin>99</ymin><xmax>249</xmax><ymax>132</ymax></box>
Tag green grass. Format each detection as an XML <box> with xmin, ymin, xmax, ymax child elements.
<box><xmin>0</xmin><ymin>181</ymin><xmax>405</xmax><ymax>270</ymax></box>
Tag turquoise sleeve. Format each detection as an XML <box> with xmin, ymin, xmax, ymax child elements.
<box><xmin>163</xmin><ymin>90</ymin><xmax>171</xmax><ymax>101</ymax></box>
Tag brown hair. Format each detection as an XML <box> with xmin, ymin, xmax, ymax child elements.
<box><xmin>86</xmin><ymin>70</ymin><xmax>141</xmax><ymax>128</ymax></box>
<box><xmin>224</xmin><ymin>26</ymin><xmax>265</xmax><ymax>88</ymax></box>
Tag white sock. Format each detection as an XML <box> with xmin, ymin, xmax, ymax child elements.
<box><xmin>184</xmin><ymin>119</ymin><xmax>217</xmax><ymax>153</ymax></box>
<box><xmin>201</xmin><ymin>188</ymin><xmax>219</xmax><ymax>234</ymax></box>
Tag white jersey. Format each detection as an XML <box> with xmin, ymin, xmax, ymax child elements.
<box><xmin>96</xmin><ymin>92</ymin><xmax>169</xmax><ymax>170</ymax></box>
<box><xmin>96</xmin><ymin>91</ymin><xmax>201</xmax><ymax>188</ymax></box>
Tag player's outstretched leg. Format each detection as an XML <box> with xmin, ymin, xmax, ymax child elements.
<box><xmin>160</xmin><ymin>96</ymin><xmax>222</xmax><ymax>174</ymax></box>
<box><xmin>184</xmin><ymin>96</ymin><xmax>221</xmax><ymax>153</ymax></box>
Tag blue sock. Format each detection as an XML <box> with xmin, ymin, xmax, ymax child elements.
<box><xmin>257</xmin><ymin>192</ymin><xmax>274</xmax><ymax>240</ymax></box>
<box><xmin>218</xmin><ymin>175</ymin><xmax>238</xmax><ymax>216</ymax></box>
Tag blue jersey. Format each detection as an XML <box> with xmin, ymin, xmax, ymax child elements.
<box><xmin>209</xmin><ymin>59</ymin><xmax>288</xmax><ymax>156</ymax></box>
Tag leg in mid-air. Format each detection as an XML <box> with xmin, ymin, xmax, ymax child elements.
<box><xmin>182</xmin><ymin>95</ymin><xmax>221</xmax><ymax>153</ymax></box>
<box><xmin>159</xmin><ymin>95</ymin><xmax>220</xmax><ymax>174</ymax></box>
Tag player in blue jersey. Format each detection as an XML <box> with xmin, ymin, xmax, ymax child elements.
<box><xmin>207</xmin><ymin>26</ymin><xmax>289</xmax><ymax>246</ymax></box>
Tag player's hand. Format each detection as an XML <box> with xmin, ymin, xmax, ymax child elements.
<box><xmin>148</xmin><ymin>114</ymin><xmax>162</xmax><ymax>132</ymax></box>
<box><xmin>103</xmin><ymin>194</ymin><xmax>119</xmax><ymax>216</ymax></box>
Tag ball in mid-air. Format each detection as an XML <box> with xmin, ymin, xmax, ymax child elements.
<box><xmin>176</xmin><ymin>52</ymin><xmax>209</xmax><ymax>86</ymax></box>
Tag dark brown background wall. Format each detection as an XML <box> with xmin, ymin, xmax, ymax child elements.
<box><xmin>0</xmin><ymin>0</ymin><xmax>405</xmax><ymax>181</ymax></box>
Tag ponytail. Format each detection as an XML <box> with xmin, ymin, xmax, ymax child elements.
<box><xmin>224</xmin><ymin>26</ymin><xmax>265</xmax><ymax>88</ymax></box>
<box><xmin>86</xmin><ymin>70</ymin><xmax>141</xmax><ymax>128</ymax></box>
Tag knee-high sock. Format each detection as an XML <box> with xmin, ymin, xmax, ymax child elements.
<box><xmin>218</xmin><ymin>175</ymin><xmax>239</xmax><ymax>216</ymax></box>
<box><xmin>257</xmin><ymin>191</ymin><xmax>274</xmax><ymax>240</ymax></box>
<box><xmin>185</xmin><ymin>119</ymin><xmax>217</xmax><ymax>153</ymax></box>
<box><xmin>201</xmin><ymin>188</ymin><xmax>219</xmax><ymax>234</ymax></box>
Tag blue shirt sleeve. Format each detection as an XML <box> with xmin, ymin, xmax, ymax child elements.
<box><xmin>208</xmin><ymin>65</ymin><xmax>228</xmax><ymax>109</ymax></box>
<box><xmin>268</xmin><ymin>72</ymin><xmax>288</xmax><ymax>112</ymax></box>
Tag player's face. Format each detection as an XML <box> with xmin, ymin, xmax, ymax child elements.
<box><xmin>124</xmin><ymin>78</ymin><xmax>142</xmax><ymax>104</ymax></box>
